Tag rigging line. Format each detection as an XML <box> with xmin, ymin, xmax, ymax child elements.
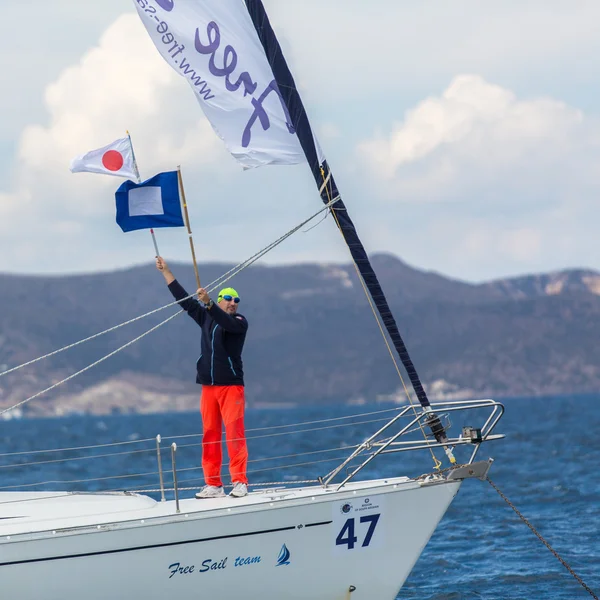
<box><xmin>177</xmin><ymin>444</ymin><xmax>354</xmax><ymax>470</ymax></box>
<box><xmin>0</xmin><ymin>311</ymin><xmax>182</xmax><ymax>418</ymax></box>
<box><xmin>179</xmin><ymin>195</ymin><xmax>341</xmax><ymax>297</ymax></box>
<box><xmin>335</xmin><ymin>229</ymin><xmax>437</xmax><ymax>467</ymax></box>
<box><xmin>0</xmin><ymin>437</ymin><xmax>156</xmax><ymax>458</ymax></box>
<box><xmin>0</xmin><ymin>406</ymin><xmax>403</xmax><ymax>460</ymax></box>
<box><xmin>202</xmin><ymin>195</ymin><xmax>341</xmax><ymax>293</ymax></box>
<box><xmin>302</xmin><ymin>208</ymin><xmax>331</xmax><ymax>233</ymax></box>
<box><xmin>202</xmin><ymin>225</ymin><xmax>298</xmax><ymax>290</ymax></box>
<box><xmin>319</xmin><ymin>172</ymin><xmax>332</xmax><ymax>194</ymax></box>
<box><xmin>246</xmin><ymin>444</ymin><xmax>359</xmax><ymax>465</ymax></box>
<box><xmin>0</xmin><ymin>301</ymin><xmax>186</xmax><ymax>379</ymax></box>
<box><xmin>0</xmin><ymin>452</ymin><xmax>358</xmax><ymax>492</ymax></box>
<box><xmin>6</xmin><ymin>445</ymin><xmax>358</xmax><ymax>491</ymax></box>
<box><xmin>211</xmin><ymin>453</ymin><xmax>366</xmax><ymax>479</ymax></box>
<box><xmin>0</xmin><ymin>283</ymin><xmax>217</xmax><ymax>382</ymax></box>
<box><xmin>487</xmin><ymin>477</ymin><xmax>599</xmax><ymax>600</ymax></box>
<box><xmin>0</xmin><ymin>197</ymin><xmax>342</xmax><ymax>418</ymax></box>
<box><xmin>169</xmin><ymin>442</ymin><xmax>359</xmax><ymax>466</ymax></box>
<box><xmin>128</xmin><ymin>454</ymin><xmax>363</xmax><ymax>493</ymax></box>
<box><xmin>0</xmin><ymin>196</ymin><xmax>341</xmax><ymax>381</ymax></box>
<box><xmin>0</xmin><ymin>467</ymin><xmax>163</xmax><ymax>490</ymax></box>
<box><xmin>162</xmin><ymin>406</ymin><xmax>404</xmax><ymax>442</ymax></box>
<box><xmin>321</xmin><ymin>170</ymin><xmax>439</xmax><ymax>468</ymax></box>
<box><xmin>164</xmin><ymin>415</ymin><xmax>394</xmax><ymax>449</ymax></box>
<box><xmin>131</xmin><ymin>480</ymin><xmax>320</xmax><ymax>493</ymax></box>
<box><xmin>319</xmin><ymin>168</ymin><xmax>441</xmax><ymax>470</ymax></box>
<box><xmin>0</xmin><ymin>445</ymin><xmax>158</xmax><ymax>471</ymax></box>
<box><xmin>2</xmin><ymin>194</ymin><xmax>340</xmax><ymax>420</ymax></box>
<box><xmin>0</xmin><ymin>436</ymin><xmax>159</xmax><ymax>459</ymax></box>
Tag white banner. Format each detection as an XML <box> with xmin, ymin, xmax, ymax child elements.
<box><xmin>133</xmin><ymin>0</ymin><xmax>314</xmax><ymax>169</ymax></box>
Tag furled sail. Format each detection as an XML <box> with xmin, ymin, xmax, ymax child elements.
<box><xmin>133</xmin><ymin>0</ymin><xmax>452</xmax><ymax>456</ymax></box>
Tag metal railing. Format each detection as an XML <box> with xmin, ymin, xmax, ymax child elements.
<box><xmin>0</xmin><ymin>399</ymin><xmax>504</xmax><ymax>504</ymax></box>
<box><xmin>323</xmin><ymin>398</ymin><xmax>504</xmax><ymax>489</ymax></box>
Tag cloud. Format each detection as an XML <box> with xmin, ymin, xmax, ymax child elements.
<box><xmin>359</xmin><ymin>74</ymin><xmax>589</xmax><ymax>188</ymax></box>
<box><xmin>18</xmin><ymin>14</ymin><xmax>225</xmax><ymax>188</ymax></box>
<box><xmin>0</xmin><ymin>12</ymin><xmax>351</xmax><ymax>276</ymax></box>
<box><xmin>0</xmin><ymin>14</ymin><xmax>243</xmax><ymax>273</ymax></box>
<box><xmin>3</xmin><ymin>5</ymin><xmax>600</xmax><ymax>282</ymax></box>
<box><xmin>354</xmin><ymin>74</ymin><xmax>600</xmax><ymax>279</ymax></box>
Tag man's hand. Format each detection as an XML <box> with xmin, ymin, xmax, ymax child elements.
<box><xmin>197</xmin><ymin>287</ymin><xmax>211</xmax><ymax>305</ymax></box>
<box><xmin>156</xmin><ymin>256</ymin><xmax>175</xmax><ymax>284</ymax></box>
<box><xmin>156</xmin><ymin>256</ymin><xmax>168</xmax><ymax>271</ymax></box>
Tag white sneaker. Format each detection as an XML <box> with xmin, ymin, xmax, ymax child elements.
<box><xmin>195</xmin><ymin>485</ymin><xmax>225</xmax><ymax>499</ymax></box>
<box><xmin>229</xmin><ymin>482</ymin><xmax>248</xmax><ymax>498</ymax></box>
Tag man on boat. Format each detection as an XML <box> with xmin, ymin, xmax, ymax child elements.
<box><xmin>156</xmin><ymin>257</ymin><xmax>249</xmax><ymax>499</ymax></box>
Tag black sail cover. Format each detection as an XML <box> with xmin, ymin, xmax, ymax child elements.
<box><xmin>243</xmin><ymin>0</ymin><xmax>450</xmax><ymax>449</ymax></box>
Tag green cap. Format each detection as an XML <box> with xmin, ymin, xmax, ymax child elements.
<box><xmin>217</xmin><ymin>287</ymin><xmax>240</xmax><ymax>302</ymax></box>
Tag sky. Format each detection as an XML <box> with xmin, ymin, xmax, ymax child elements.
<box><xmin>2</xmin><ymin>0</ymin><xmax>600</xmax><ymax>283</ymax></box>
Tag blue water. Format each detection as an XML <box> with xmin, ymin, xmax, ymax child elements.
<box><xmin>1</xmin><ymin>394</ymin><xmax>598</xmax><ymax>599</ymax></box>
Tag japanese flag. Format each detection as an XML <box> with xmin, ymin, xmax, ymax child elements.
<box><xmin>70</xmin><ymin>137</ymin><xmax>137</xmax><ymax>179</ymax></box>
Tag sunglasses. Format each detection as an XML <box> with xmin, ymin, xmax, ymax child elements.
<box><xmin>221</xmin><ymin>295</ymin><xmax>240</xmax><ymax>303</ymax></box>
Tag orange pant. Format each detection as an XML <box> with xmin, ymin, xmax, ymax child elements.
<box><xmin>200</xmin><ymin>385</ymin><xmax>248</xmax><ymax>487</ymax></box>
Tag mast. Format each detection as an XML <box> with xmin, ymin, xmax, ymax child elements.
<box><xmin>244</xmin><ymin>0</ymin><xmax>453</xmax><ymax>459</ymax></box>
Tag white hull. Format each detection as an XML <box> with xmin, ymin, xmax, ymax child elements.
<box><xmin>1</xmin><ymin>476</ymin><xmax>461</xmax><ymax>600</ymax></box>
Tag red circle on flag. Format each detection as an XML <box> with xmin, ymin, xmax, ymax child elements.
<box><xmin>102</xmin><ymin>150</ymin><xmax>124</xmax><ymax>172</ymax></box>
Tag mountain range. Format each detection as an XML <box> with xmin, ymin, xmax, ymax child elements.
<box><xmin>1</xmin><ymin>254</ymin><xmax>599</xmax><ymax>417</ymax></box>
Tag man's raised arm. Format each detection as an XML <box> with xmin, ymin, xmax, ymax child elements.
<box><xmin>156</xmin><ymin>257</ymin><xmax>206</xmax><ymax>326</ymax></box>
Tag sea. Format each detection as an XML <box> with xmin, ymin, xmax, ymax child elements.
<box><xmin>1</xmin><ymin>393</ymin><xmax>598</xmax><ymax>599</ymax></box>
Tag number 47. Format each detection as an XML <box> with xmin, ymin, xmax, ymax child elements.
<box><xmin>336</xmin><ymin>513</ymin><xmax>380</xmax><ymax>549</ymax></box>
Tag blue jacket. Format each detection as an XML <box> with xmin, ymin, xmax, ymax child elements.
<box><xmin>168</xmin><ymin>280</ymin><xmax>248</xmax><ymax>386</ymax></box>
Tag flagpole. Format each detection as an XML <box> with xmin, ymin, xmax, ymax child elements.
<box><xmin>177</xmin><ymin>166</ymin><xmax>201</xmax><ymax>289</ymax></box>
<box><xmin>126</xmin><ymin>131</ymin><xmax>142</xmax><ymax>184</ymax></box>
<box><xmin>127</xmin><ymin>130</ymin><xmax>161</xmax><ymax>257</ymax></box>
<box><xmin>149</xmin><ymin>228</ymin><xmax>160</xmax><ymax>256</ymax></box>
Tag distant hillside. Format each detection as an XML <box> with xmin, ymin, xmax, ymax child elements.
<box><xmin>479</xmin><ymin>269</ymin><xmax>600</xmax><ymax>299</ymax></box>
<box><xmin>1</xmin><ymin>255</ymin><xmax>599</xmax><ymax>416</ymax></box>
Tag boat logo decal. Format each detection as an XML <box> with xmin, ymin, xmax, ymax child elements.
<box><xmin>340</xmin><ymin>502</ymin><xmax>352</xmax><ymax>514</ymax></box>
<box><xmin>276</xmin><ymin>544</ymin><xmax>291</xmax><ymax>566</ymax></box>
